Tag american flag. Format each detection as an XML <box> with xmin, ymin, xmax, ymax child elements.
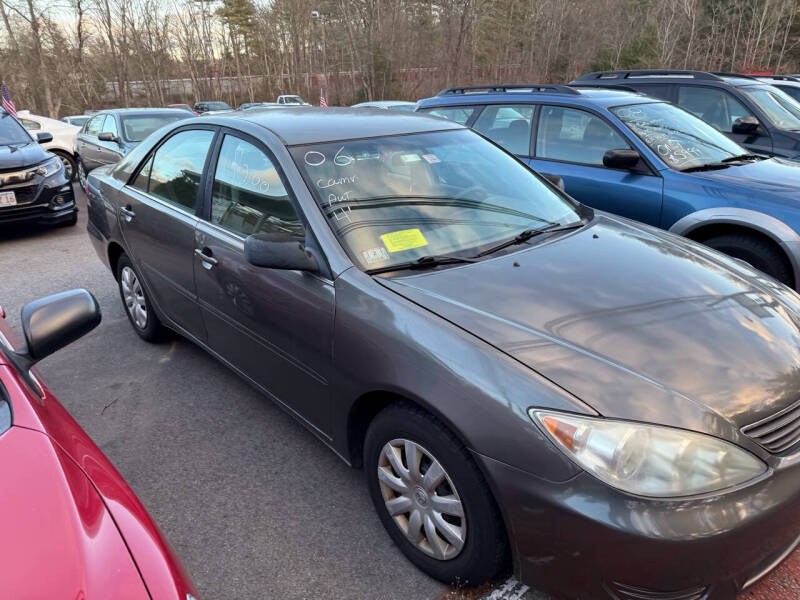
<box><xmin>320</xmin><ymin>89</ymin><xmax>328</xmax><ymax>108</ymax></box>
<box><xmin>0</xmin><ymin>82</ymin><xmax>16</xmax><ymax>117</ymax></box>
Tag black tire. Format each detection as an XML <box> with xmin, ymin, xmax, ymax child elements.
<box><xmin>77</xmin><ymin>158</ymin><xmax>88</xmax><ymax>194</ymax></box>
<box><xmin>364</xmin><ymin>403</ymin><xmax>508</xmax><ymax>586</ymax></box>
<box><xmin>52</xmin><ymin>150</ymin><xmax>77</xmax><ymax>182</ymax></box>
<box><xmin>704</xmin><ymin>232</ymin><xmax>793</xmax><ymax>286</ymax></box>
<box><xmin>116</xmin><ymin>253</ymin><xmax>168</xmax><ymax>342</ymax></box>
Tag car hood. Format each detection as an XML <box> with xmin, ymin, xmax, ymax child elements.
<box><xmin>380</xmin><ymin>215</ymin><xmax>800</xmax><ymax>434</ymax></box>
<box><xmin>0</xmin><ymin>425</ymin><xmax>148</xmax><ymax>599</ymax></box>
<box><xmin>0</xmin><ymin>141</ymin><xmax>48</xmax><ymax>170</ymax></box>
<box><xmin>690</xmin><ymin>157</ymin><xmax>800</xmax><ymax>197</ymax></box>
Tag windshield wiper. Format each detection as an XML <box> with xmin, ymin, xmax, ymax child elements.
<box><xmin>680</xmin><ymin>162</ymin><xmax>731</xmax><ymax>173</ymax></box>
<box><xmin>720</xmin><ymin>153</ymin><xmax>765</xmax><ymax>163</ymax></box>
<box><xmin>477</xmin><ymin>221</ymin><xmax>584</xmax><ymax>257</ymax></box>
<box><xmin>367</xmin><ymin>253</ymin><xmax>479</xmax><ymax>275</ymax></box>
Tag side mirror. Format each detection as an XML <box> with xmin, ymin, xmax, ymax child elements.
<box><xmin>603</xmin><ymin>149</ymin><xmax>641</xmax><ymax>170</ymax></box>
<box><xmin>98</xmin><ymin>131</ymin><xmax>119</xmax><ymax>143</ymax></box>
<box><xmin>36</xmin><ymin>131</ymin><xmax>53</xmax><ymax>144</ymax></box>
<box><xmin>732</xmin><ymin>116</ymin><xmax>760</xmax><ymax>134</ymax></box>
<box><xmin>244</xmin><ymin>233</ymin><xmax>319</xmax><ymax>272</ymax></box>
<box><xmin>13</xmin><ymin>289</ymin><xmax>101</xmax><ymax>368</ymax></box>
<box><xmin>541</xmin><ymin>173</ymin><xmax>565</xmax><ymax>191</ymax></box>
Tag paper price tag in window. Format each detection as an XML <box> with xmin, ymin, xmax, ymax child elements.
<box><xmin>380</xmin><ymin>228</ymin><xmax>428</xmax><ymax>253</ymax></box>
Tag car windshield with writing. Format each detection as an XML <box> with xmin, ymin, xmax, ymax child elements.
<box><xmin>290</xmin><ymin>129</ymin><xmax>580</xmax><ymax>272</ymax></box>
<box><xmin>0</xmin><ymin>113</ymin><xmax>33</xmax><ymax>145</ymax></box>
<box><xmin>611</xmin><ymin>102</ymin><xmax>750</xmax><ymax>171</ymax></box>
<box><xmin>120</xmin><ymin>114</ymin><xmax>187</xmax><ymax>143</ymax></box>
<box><xmin>740</xmin><ymin>85</ymin><xmax>800</xmax><ymax>130</ymax></box>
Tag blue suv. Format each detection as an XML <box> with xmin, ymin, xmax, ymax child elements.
<box><xmin>417</xmin><ymin>85</ymin><xmax>800</xmax><ymax>287</ymax></box>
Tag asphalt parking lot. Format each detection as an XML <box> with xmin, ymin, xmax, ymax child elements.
<box><xmin>1</xmin><ymin>187</ymin><xmax>798</xmax><ymax>600</ymax></box>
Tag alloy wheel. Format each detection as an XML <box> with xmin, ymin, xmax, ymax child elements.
<box><xmin>78</xmin><ymin>162</ymin><xmax>87</xmax><ymax>193</ymax></box>
<box><xmin>59</xmin><ymin>155</ymin><xmax>74</xmax><ymax>180</ymax></box>
<box><xmin>121</xmin><ymin>266</ymin><xmax>148</xmax><ymax>329</ymax></box>
<box><xmin>377</xmin><ymin>438</ymin><xmax>466</xmax><ymax>560</ymax></box>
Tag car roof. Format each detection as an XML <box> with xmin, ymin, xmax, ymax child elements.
<box><xmin>206</xmin><ymin>107</ymin><xmax>464</xmax><ymax>145</ymax></box>
<box><xmin>417</xmin><ymin>85</ymin><xmax>651</xmax><ymax>109</ymax></box>
<box><xmin>759</xmin><ymin>76</ymin><xmax>800</xmax><ymax>88</ymax></box>
<box><xmin>93</xmin><ymin>108</ymin><xmax>190</xmax><ymax>116</ymax></box>
<box><xmin>352</xmin><ymin>101</ymin><xmax>416</xmax><ymax>108</ymax></box>
<box><xmin>572</xmin><ymin>69</ymin><xmax>768</xmax><ymax>89</ymax></box>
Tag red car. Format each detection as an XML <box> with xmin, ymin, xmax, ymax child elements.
<box><xmin>0</xmin><ymin>289</ymin><xmax>197</xmax><ymax>599</ymax></box>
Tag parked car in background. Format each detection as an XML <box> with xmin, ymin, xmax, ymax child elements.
<box><xmin>571</xmin><ymin>70</ymin><xmax>800</xmax><ymax>158</ymax></box>
<box><xmin>16</xmin><ymin>110</ymin><xmax>80</xmax><ymax>180</ymax></box>
<box><xmin>0</xmin><ymin>290</ymin><xmax>197</xmax><ymax>599</ymax></box>
<box><xmin>276</xmin><ymin>94</ymin><xmax>308</xmax><ymax>105</ymax></box>
<box><xmin>237</xmin><ymin>102</ymin><xmax>279</xmax><ymax>110</ymax></box>
<box><xmin>167</xmin><ymin>103</ymin><xmax>197</xmax><ymax>114</ymax></box>
<box><xmin>0</xmin><ymin>109</ymin><xmax>76</xmax><ymax>227</ymax></box>
<box><xmin>75</xmin><ymin>108</ymin><xmax>190</xmax><ymax>192</ymax></box>
<box><xmin>757</xmin><ymin>75</ymin><xmax>800</xmax><ymax>103</ymax></box>
<box><xmin>192</xmin><ymin>101</ymin><xmax>232</xmax><ymax>114</ymax></box>
<box><xmin>87</xmin><ymin>108</ymin><xmax>800</xmax><ymax>599</ymax></box>
<box><xmin>417</xmin><ymin>85</ymin><xmax>800</xmax><ymax>287</ymax></box>
<box><xmin>351</xmin><ymin>100</ymin><xmax>417</xmax><ymax>111</ymax></box>
<box><xmin>61</xmin><ymin>115</ymin><xmax>91</xmax><ymax>128</ymax></box>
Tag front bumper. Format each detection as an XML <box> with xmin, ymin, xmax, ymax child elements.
<box><xmin>477</xmin><ymin>452</ymin><xmax>800</xmax><ymax>599</ymax></box>
<box><xmin>0</xmin><ymin>181</ymin><xmax>76</xmax><ymax>225</ymax></box>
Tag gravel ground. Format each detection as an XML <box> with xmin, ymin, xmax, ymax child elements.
<box><xmin>1</xmin><ymin>186</ymin><xmax>798</xmax><ymax>600</ymax></box>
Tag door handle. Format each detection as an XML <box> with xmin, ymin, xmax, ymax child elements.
<box><xmin>119</xmin><ymin>205</ymin><xmax>135</xmax><ymax>221</ymax></box>
<box><xmin>195</xmin><ymin>248</ymin><xmax>218</xmax><ymax>268</ymax></box>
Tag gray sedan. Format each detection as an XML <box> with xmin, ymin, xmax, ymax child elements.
<box><xmin>75</xmin><ymin>108</ymin><xmax>190</xmax><ymax>191</ymax></box>
<box><xmin>86</xmin><ymin>107</ymin><xmax>800</xmax><ymax>599</ymax></box>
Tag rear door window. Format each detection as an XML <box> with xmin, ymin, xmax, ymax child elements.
<box><xmin>677</xmin><ymin>87</ymin><xmax>753</xmax><ymax>132</ymax></box>
<box><xmin>535</xmin><ymin>105</ymin><xmax>630</xmax><ymax>165</ymax></box>
<box><xmin>472</xmin><ymin>105</ymin><xmax>534</xmax><ymax>155</ymax></box>
<box><xmin>147</xmin><ymin>129</ymin><xmax>215</xmax><ymax>212</ymax></box>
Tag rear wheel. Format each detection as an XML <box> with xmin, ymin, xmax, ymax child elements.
<box><xmin>116</xmin><ymin>254</ymin><xmax>167</xmax><ymax>342</ymax></box>
<box><xmin>704</xmin><ymin>233</ymin><xmax>793</xmax><ymax>287</ymax></box>
<box><xmin>364</xmin><ymin>403</ymin><xmax>508</xmax><ymax>586</ymax></box>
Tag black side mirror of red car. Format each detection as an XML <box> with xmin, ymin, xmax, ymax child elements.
<box><xmin>244</xmin><ymin>233</ymin><xmax>319</xmax><ymax>272</ymax></box>
<box><xmin>36</xmin><ymin>132</ymin><xmax>53</xmax><ymax>144</ymax></box>
<box><xmin>732</xmin><ymin>116</ymin><xmax>760</xmax><ymax>134</ymax></box>
<box><xmin>13</xmin><ymin>289</ymin><xmax>101</xmax><ymax>369</ymax></box>
<box><xmin>603</xmin><ymin>149</ymin><xmax>641</xmax><ymax>170</ymax></box>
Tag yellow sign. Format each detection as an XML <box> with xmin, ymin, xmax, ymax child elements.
<box><xmin>380</xmin><ymin>228</ymin><xmax>428</xmax><ymax>253</ymax></box>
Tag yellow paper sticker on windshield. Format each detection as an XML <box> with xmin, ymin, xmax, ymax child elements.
<box><xmin>380</xmin><ymin>228</ymin><xmax>428</xmax><ymax>253</ymax></box>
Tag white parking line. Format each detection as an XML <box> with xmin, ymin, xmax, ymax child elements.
<box><xmin>479</xmin><ymin>577</ymin><xmax>534</xmax><ymax>600</ymax></box>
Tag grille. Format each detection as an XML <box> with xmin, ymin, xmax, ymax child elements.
<box><xmin>742</xmin><ymin>398</ymin><xmax>800</xmax><ymax>453</ymax></box>
<box><xmin>605</xmin><ymin>582</ymin><xmax>709</xmax><ymax>600</ymax></box>
<box><xmin>0</xmin><ymin>184</ymin><xmax>38</xmax><ymax>205</ymax></box>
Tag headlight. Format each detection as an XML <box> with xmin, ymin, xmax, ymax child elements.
<box><xmin>530</xmin><ymin>410</ymin><xmax>766</xmax><ymax>497</ymax></box>
<box><xmin>36</xmin><ymin>156</ymin><xmax>63</xmax><ymax>178</ymax></box>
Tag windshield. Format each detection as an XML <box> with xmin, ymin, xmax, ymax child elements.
<box><xmin>741</xmin><ymin>85</ymin><xmax>800</xmax><ymax>130</ymax></box>
<box><xmin>0</xmin><ymin>113</ymin><xmax>33</xmax><ymax>145</ymax></box>
<box><xmin>121</xmin><ymin>114</ymin><xmax>186</xmax><ymax>142</ymax></box>
<box><xmin>611</xmin><ymin>102</ymin><xmax>747</xmax><ymax>170</ymax></box>
<box><xmin>290</xmin><ymin>129</ymin><xmax>581</xmax><ymax>271</ymax></box>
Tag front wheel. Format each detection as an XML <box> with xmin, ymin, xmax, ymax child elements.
<box><xmin>364</xmin><ymin>403</ymin><xmax>508</xmax><ymax>586</ymax></box>
<box><xmin>704</xmin><ymin>233</ymin><xmax>793</xmax><ymax>287</ymax></box>
<box><xmin>52</xmin><ymin>151</ymin><xmax>77</xmax><ymax>181</ymax></box>
<box><xmin>77</xmin><ymin>158</ymin><xmax>88</xmax><ymax>193</ymax></box>
<box><xmin>116</xmin><ymin>254</ymin><xmax>167</xmax><ymax>342</ymax></box>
